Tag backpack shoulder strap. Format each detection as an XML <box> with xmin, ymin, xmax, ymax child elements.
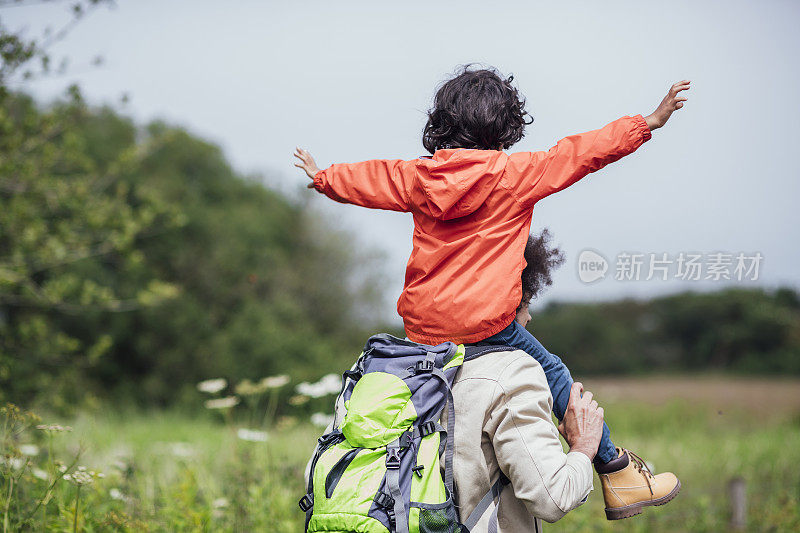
<box><xmin>463</xmin><ymin>344</ymin><xmax>515</xmax><ymax>361</ymax></box>
<box><xmin>462</xmin><ymin>472</ymin><xmax>510</xmax><ymax>532</ymax></box>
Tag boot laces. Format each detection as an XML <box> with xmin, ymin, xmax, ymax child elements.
<box><xmin>625</xmin><ymin>449</ymin><xmax>654</xmax><ymax>496</ymax></box>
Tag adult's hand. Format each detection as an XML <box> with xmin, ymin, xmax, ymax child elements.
<box><xmin>557</xmin><ymin>382</ymin><xmax>604</xmax><ymax>461</ymax></box>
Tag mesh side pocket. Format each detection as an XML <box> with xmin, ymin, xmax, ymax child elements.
<box><xmin>416</xmin><ymin>499</ymin><xmax>460</xmax><ymax>533</ymax></box>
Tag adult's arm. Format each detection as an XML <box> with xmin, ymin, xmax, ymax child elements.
<box><xmin>486</xmin><ymin>355</ymin><xmax>594</xmax><ymax>523</ymax></box>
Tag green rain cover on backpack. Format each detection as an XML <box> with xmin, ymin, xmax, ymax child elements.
<box><xmin>299</xmin><ymin>334</ymin><xmax>510</xmax><ymax>533</ymax></box>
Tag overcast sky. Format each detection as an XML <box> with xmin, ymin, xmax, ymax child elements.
<box><xmin>4</xmin><ymin>0</ymin><xmax>799</xmax><ymax>322</ymax></box>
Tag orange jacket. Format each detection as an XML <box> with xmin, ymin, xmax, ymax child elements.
<box><xmin>313</xmin><ymin>115</ymin><xmax>652</xmax><ymax>344</ymax></box>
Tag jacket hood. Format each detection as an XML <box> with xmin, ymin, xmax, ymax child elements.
<box><xmin>414</xmin><ymin>149</ymin><xmax>507</xmax><ymax>220</ymax></box>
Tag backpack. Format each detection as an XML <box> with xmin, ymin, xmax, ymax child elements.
<box><xmin>299</xmin><ymin>334</ymin><xmax>511</xmax><ymax>533</ymax></box>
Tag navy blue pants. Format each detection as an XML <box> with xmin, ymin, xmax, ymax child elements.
<box><xmin>480</xmin><ymin>320</ymin><xmax>617</xmax><ymax>464</ymax></box>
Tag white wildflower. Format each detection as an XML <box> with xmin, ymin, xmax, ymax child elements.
<box><xmin>2</xmin><ymin>457</ymin><xmax>26</xmax><ymax>470</ymax></box>
<box><xmin>296</xmin><ymin>382</ymin><xmax>314</xmax><ymax>396</ymax></box>
<box><xmin>296</xmin><ymin>374</ymin><xmax>341</xmax><ymax>398</ymax></box>
<box><xmin>211</xmin><ymin>497</ymin><xmax>229</xmax><ymax>519</ymax></box>
<box><xmin>237</xmin><ymin>428</ymin><xmax>268</xmax><ymax>442</ymax></box>
<box><xmin>64</xmin><ymin>466</ymin><xmax>99</xmax><ymax>486</ymax></box>
<box><xmin>109</xmin><ymin>488</ymin><xmax>129</xmax><ymax>501</ymax></box>
<box><xmin>204</xmin><ymin>396</ymin><xmax>239</xmax><ymax>410</ymax></box>
<box><xmin>317</xmin><ymin>373</ymin><xmax>341</xmax><ymax>395</ymax></box>
<box><xmin>32</xmin><ymin>468</ymin><xmax>49</xmax><ymax>481</ymax></box>
<box><xmin>260</xmin><ymin>374</ymin><xmax>290</xmax><ymax>389</ymax></box>
<box><xmin>169</xmin><ymin>442</ymin><xmax>195</xmax><ymax>458</ymax></box>
<box><xmin>212</xmin><ymin>497</ymin><xmax>229</xmax><ymax>509</ymax></box>
<box><xmin>35</xmin><ymin>424</ymin><xmax>72</xmax><ymax>433</ymax></box>
<box><xmin>310</xmin><ymin>412</ymin><xmax>334</xmax><ymax>428</ymax></box>
<box><xmin>71</xmin><ymin>471</ymin><xmax>93</xmax><ymax>485</ymax></box>
<box><xmin>197</xmin><ymin>378</ymin><xmax>227</xmax><ymax>394</ymax></box>
<box><xmin>19</xmin><ymin>444</ymin><xmax>39</xmax><ymax>457</ymax></box>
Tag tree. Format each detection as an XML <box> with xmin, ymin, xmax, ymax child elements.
<box><xmin>0</xmin><ymin>9</ymin><xmax>386</xmax><ymax>408</ymax></box>
<box><xmin>0</xmin><ymin>90</ymin><xmax>184</xmax><ymax>408</ymax></box>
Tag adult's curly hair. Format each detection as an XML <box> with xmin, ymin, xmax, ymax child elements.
<box><xmin>519</xmin><ymin>228</ymin><xmax>565</xmax><ymax>309</ymax></box>
<box><xmin>423</xmin><ymin>64</ymin><xmax>533</xmax><ymax>154</ymax></box>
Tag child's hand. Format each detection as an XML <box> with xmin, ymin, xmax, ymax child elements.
<box><xmin>645</xmin><ymin>80</ymin><xmax>691</xmax><ymax>130</ymax></box>
<box><xmin>293</xmin><ymin>147</ymin><xmax>322</xmax><ymax>188</ymax></box>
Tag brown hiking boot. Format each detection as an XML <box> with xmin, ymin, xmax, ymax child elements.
<box><xmin>595</xmin><ymin>447</ymin><xmax>681</xmax><ymax>520</ymax></box>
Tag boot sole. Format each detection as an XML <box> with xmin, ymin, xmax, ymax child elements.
<box><xmin>605</xmin><ymin>479</ymin><xmax>682</xmax><ymax>521</ymax></box>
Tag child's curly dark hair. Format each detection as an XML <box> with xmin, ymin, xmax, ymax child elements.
<box><xmin>423</xmin><ymin>64</ymin><xmax>533</xmax><ymax>154</ymax></box>
<box><xmin>519</xmin><ymin>228</ymin><xmax>565</xmax><ymax>309</ymax></box>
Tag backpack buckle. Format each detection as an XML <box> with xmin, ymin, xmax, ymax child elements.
<box><xmin>317</xmin><ymin>432</ymin><xmax>341</xmax><ymax>447</ymax></box>
<box><xmin>343</xmin><ymin>369</ymin><xmax>362</xmax><ymax>382</ymax></box>
<box><xmin>419</xmin><ymin>421</ymin><xmax>437</xmax><ymax>437</ymax></box>
<box><xmin>414</xmin><ymin>360</ymin><xmax>434</xmax><ymax>373</ymax></box>
<box><xmin>386</xmin><ymin>447</ymin><xmax>401</xmax><ymax>470</ymax></box>
<box><xmin>298</xmin><ymin>493</ymin><xmax>314</xmax><ymax>512</ymax></box>
<box><xmin>373</xmin><ymin>491</ymin><xmax>395</xmax><ymax>509</ymax></box>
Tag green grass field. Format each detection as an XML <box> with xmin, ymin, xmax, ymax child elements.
<box><xmin>2</xmin><ymin>378</ymin><xmax>799</xmax><ymax>532</ymax></box>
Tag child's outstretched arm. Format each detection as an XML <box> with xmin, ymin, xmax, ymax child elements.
<box><xmin>293</xmin><ymin>147</ymin><xmax>413</xmax><ymax>212</ymax></box>
<box><xmin>506</xmin><ymin>80</ymin><xmax>691</xmax><ymax>208</ymax></box>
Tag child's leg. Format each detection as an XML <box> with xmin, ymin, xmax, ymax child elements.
<box><xmin>481</xmin><ymin>321</ymin><xmax>618</xmax><ymax>464</ymax></box>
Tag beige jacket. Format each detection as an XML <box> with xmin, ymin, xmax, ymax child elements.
<box><xmin>448</xmin><ymin>349</ymin><xmax>593</xmax><ymax>531</ymax></box>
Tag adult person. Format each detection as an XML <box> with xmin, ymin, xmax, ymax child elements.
<box><xmin>448</xmin><ymin>230</ymin><xmax>602</xmax><ymax>531</ymax></box>
<box><xmin>451</xmin><ymin>232</ymin><xmax>677</xmax><ymax>530</ymax></box>
<box><xmin>449</xmin><ymin>347</ymin><xmax>602</xmax><ymax>530</ymax></box>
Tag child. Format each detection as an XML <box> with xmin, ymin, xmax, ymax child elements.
<box><xmin>293</xmin><ymin>65</ymin><xmax>689</xmax><ymax>519</ymax></box>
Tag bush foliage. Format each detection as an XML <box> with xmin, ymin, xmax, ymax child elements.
<box><xmin>0</xmin><ymin>92</ymin><xmax>382</xmax><ymax>411</ymax></box>
<box><xmin>531</xmin><ymin>287</ymin><xmax>800</xmax><ymax>375</ymax></box>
